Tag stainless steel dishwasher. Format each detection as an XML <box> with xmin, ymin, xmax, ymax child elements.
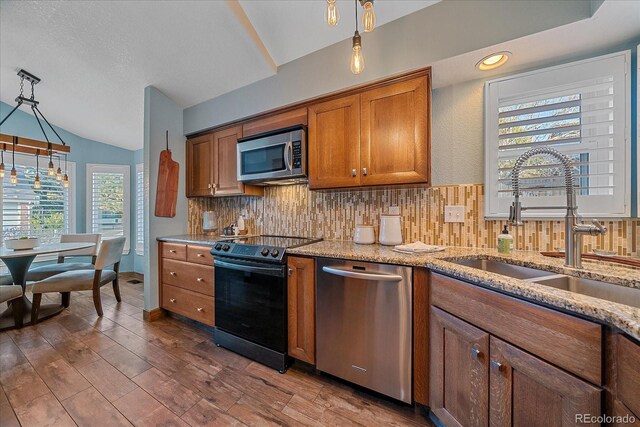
<box><xmin>316</xmin><ymin>258</ymin><xmax>412</xmax><ymax>403</ymax></box>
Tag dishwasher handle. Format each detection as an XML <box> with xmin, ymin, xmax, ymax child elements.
<box><xmin>321</xmin><ymin>266</ymin><xmax>403</xmax><ymax>282</ymax></box>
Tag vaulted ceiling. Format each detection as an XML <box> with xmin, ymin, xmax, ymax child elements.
<box><xmin>0</xmin><ymin>1</ymin><xmax>637</xmax><ymax>150</ymax></box>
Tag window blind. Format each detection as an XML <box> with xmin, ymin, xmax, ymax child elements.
<box><xmin>135</xmin><ymin>163</ymin><xmax>144</xmax><ymax>255</ymax></box>
<box><xmin>485</xmin><ymin>51</ymin><xmax>630</xmax><ymax>218</ymax></box>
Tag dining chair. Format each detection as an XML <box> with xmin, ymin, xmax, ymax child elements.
<box><xmin>0</xmin><ymin>285</ymin><xmax>24</xmax><ymax>327</ymax></box>
<box><xmin>26</xmin><ymin>234</ymin><xmax>101</xmax><ymax>281</ymax></box>
<box><xmin>31</xmin><ymin>236</ymin><xmax>126</xmax><ymax>322</ymax></box>
<box><xmin>0</xmin><ymin>274</ymin><xmax>13</xmax><ymax>286</ymax></box>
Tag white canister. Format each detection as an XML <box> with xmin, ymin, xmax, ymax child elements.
<box><xmin>379</xmin><ymin>214</ymin><xmax>402</xmax><ymax>246</ymax></box>
<box><xmin>354</xmin><ymin>225</ymin><xmax>375</xmax><ymax>244</ymax></box>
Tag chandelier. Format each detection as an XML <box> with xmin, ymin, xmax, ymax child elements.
<box><xmin>325</xmin><ymin>0</ymin><xmax>376</xmax><ymax>75</ymax></box>
<box><xmin>0</xmin><ymin>69</ymin><xmax>71</xmax><ymax>188</ymax></box>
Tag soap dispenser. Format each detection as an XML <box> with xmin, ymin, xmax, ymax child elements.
<box><xmin>497</xmin><ymin>225</ymin><xmax>514</xmax><ymax>254</ymax></box>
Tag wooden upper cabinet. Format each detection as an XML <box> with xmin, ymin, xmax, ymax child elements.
<box><xmin>242</xmin><ymin>107</ymin><xmax>308</xmax><ymax>138</ymax></box>
<box><xmin>287</xmin><ymin>256</ymin><xmax>316</xmax><ymax>364</ymax></box>
<box><xmin>361</xmin><ymin>76</ymin><xmax>429</xmax><ymax>186</ymax></box>
<box><xmin>212</xmin><ymin>126</ymin><xmax>244</xmax><ymax>196</ymax></box>
<box><xmin>489</xmin><ymin>337</ymin><xmax>601</xmax><ymax>427</ymax></box>
<box><xmin>186</xmin><ymin>134</ymin><xmax>214</xmax><ymax>197</ymax></box>
<box><xmin>308</xmin><ymin>94</ymin><xmax>361</xmax><ymax>189</ymax></box>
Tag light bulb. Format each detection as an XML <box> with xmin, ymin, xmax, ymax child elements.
<box><xmin>63</xmin><ymin>174</ymin><xmax>69</xmax><ymax>188</ymax></box>
<box><xmin>10</xmin><ymin>167</ymin><xmax>17</xmax><ymax>184</ymax></box>
<box><xmin>325</xmin><ymin>0</ymin><xmax>339</xmax><ymax>26</ymax></box>
<box><xmin>350</xmin><ymin>32</ymin><xmax>364</xmax><ymax>74</ymax></box>
<box><xmin>34</xmin><ymin>174</ymin><xmax>41</xmax><ymax>189</ymax></box>
<box><xmin>362</xmin><ymin>1</ymin><xmax>376</xmax><ymax>32</ymax></box>
<box><xmin>0</xmin><ymin>161</ymin><xmax>4</xmax><ymax>178</ymax></box>
<box><xmin>56</xmin><ymin>167</ymin><xmax>62</xmax><ymax>181</ymax></box>
<box><xmin>48</xmin><ymin>159</ymin><xmax>55</xmax><ymax>176</ymax></box>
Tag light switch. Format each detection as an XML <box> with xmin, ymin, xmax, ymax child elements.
<box><xmin>444</xmin><ymin>205</ymin><xmax>465</xmax><ymax>223</ymax></box>
<box><xmin>388</xmin><ymin>206</ymin><xmax>400</xmax><ymax>215</ymax></box>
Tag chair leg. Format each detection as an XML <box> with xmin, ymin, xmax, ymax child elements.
<box><xmin>12</xmin><ymin>299</ymin><xmax>23</xmax><ymax>328</ymax></box>
<box><xmin>92</xmin><ymin>288</ymin><xmax>104</xmax><ymax>316</ymax></box>
<box><xmin>31</xmin><ymin>294</ymin><xmax>42</xmax><ymax>324</ymax></box>
<box><xmin>112</xmin><ymin>278</ymin><xmax>121</xmax><ymax>303</ymax></box>
<box><xmin>61</xmin><ymin>292</ymin><xmax>71</xmax><ymax>308</ymax></box>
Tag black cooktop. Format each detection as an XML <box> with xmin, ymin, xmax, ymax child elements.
<box><xmin>211</xmin><ymin>235</ymin><xmax>322</xmax><ymax>263</ymax></box>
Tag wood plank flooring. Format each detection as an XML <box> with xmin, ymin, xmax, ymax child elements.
<box><xmin>0</xmin><ymin>274</ymin><xmax>431</xmax><ymax>426</ymax></box>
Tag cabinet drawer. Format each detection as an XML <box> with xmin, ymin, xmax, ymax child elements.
<box><xmin>162</xmin><ymin>284</ymin><xmax>214</xmax><ymax>326</ymax></box>
<box><xmin>187</xmin><ymin>245</ymin><xmax>214</xmax><ymax>265</ymax></box>
<box><xmin>162</xmin><ymin>243</ymin><xmax>187</xmax><ymax>260</ymax></box>
<box><xmin>162</xmin><ymin>259</ymin><xmax>214</xmax><ymax>296</ymax></box>
<box><xmin>617</xmin><ymin>335</ymin><xmax>640</xmax><ymax>417</ymax></box>
<box><xmin>431</xmin><ymin>272</ymin><xmax>602</xmax><ymax>385</ymax></box>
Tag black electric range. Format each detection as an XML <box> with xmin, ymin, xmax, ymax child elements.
<box><xmin>211</xmin><ymin>235</ymin><xmax>321</xmax><ymax>372</ymax></box>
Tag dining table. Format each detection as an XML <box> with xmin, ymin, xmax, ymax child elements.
<box><xmin>0</xmin><ymin>242</ymin><xmax>96</xmax><ymax>330</ymax></box>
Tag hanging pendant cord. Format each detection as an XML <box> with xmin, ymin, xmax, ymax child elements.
<box><xmin>355</xmin><ymin>0</ymin><xmax>358</xmax><ymax>31</ymax></box>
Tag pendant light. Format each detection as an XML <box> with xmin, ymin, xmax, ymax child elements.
<box><xmin>48</xmin><ymin>147</ymin><xmax>55</xmax><ymax>176</ymax></box>
<box><xmin>10</xmin><ymin>140</ymin><xmax>17</xmax><ymax>185</ymax></box>
<box><xmin>361</xmin><ymin>0</ymin><xmax>376</xmax><ymax>32</ymax></box>
<box><xmin>325</xmin><ymin>0</ymin><xmax>339</xmax><ymax>26</ymax></box>
<box><xmin>34</xmin><ymin>150</ymin><xmax>41</xmax><ymax>189</ymax></box>
<box><xmin>350</xmin><ymin>0</ymin><xmax>364</xmax><ymax>74</ymax></box>
<box><xmin>63</xmin><ymin>154</ymin><xmax>69</xmax><ymax>188</ymax></box>
<box><xmin>56</xmin><ymin>155</ymin><xmax>62</xmax><ymax>181</ymax></box>
<box><xmin>0</xmin><ymin>144</ymin><xmax>5</xmax><ymax>178</ymax></box>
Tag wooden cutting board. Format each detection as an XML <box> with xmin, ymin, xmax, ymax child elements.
<box><xmin>155</xmin><ymin>131</ymin><xmax>179</xmax><ymax>217</ymax></box>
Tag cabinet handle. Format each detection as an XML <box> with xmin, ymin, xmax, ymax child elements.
<box><xmin>352</xmin><ymin>169</ymin><xmax>357</xmax><ymax>177</ymax></box>
<box><xmin>491</xmin><ymin>360</ymin><xmax>503</xmax><ymax>371</ymax></box>
<box><xmin>169</xmin><ymin>271</ymin><xmax>176</xmax><ymax>276</ymax></box>
<box><xmin>362</xmin><ymin>167</ymin><xmax>368</xmax><ymax>176</ymax></box>
<box><xmin>288</xmin><ymin>268</ymin><xmax>293</xmax><ymax>277</ymax></box>
<box><xmin>212</xmin><ymin>183</ymin><xmax>218</xmax><ymax>189</ymax></box>
<box><xmin>197</xmin><ymin>253</ymin><xmax>205</xmax><ymax>257</ymax></box>
<box><xmin>470</xmin><ymin>348</ymin><xmax>481</xmax><ymax>359</ymax></box>
<box><xmin>196</xmin><ymin>307</ymin><xmax>204</xmax><ymax>312</ymax></box>
<box><xmin>196</xmin><ymin>277</ymin><xmax>204</xmax><ymax>282</ymax></box>
<box><xmin>207</xmin><ymin>183</ymin><xmax>212</xmax><ymax>189</ymax></box>
<box><xmin>169</xmin><ymin>298</ymin><xmax>176</xmax><ymax>303</ymax></box>
<box><xmin>169</xmin><ymin>250</ymin><xmax>177</xmax><ymax>254</ymax></box>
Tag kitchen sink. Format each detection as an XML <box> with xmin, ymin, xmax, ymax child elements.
<box><xmin>450</xmin><ymin>258</ymin><xmax>640</xmax><ymax>309</ymax></box>
<box><xmin>453</xmin><ymin>259</ymin><xmax>556</xmax><ymax>280</ymax></box>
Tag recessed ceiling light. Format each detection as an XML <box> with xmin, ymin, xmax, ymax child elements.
<box><xmin>476</xmin><ymin>51</ymin><xmax>511</xmax><ymax>70</ymax></box>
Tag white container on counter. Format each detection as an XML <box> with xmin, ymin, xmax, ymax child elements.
<box><xmin>354</xmin><ymin>225</ymin><xmax>375</xmax><ymax>244</ymax></box>
<box><xmin>379</xmin><ymin>214</ymin><xmax>403</xmax><ymax>246</ymax></box>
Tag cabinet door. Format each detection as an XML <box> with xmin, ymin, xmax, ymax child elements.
<box><xmin>617</xmin><ymin>334</ymin><xmax>640</xmax><ymax>418</ymax></box>
<box><xmin>212</xmin><ymin>126</ymin><xmax>244</xmax><ymax>196</ymax></box>
<box><xmin>489</xmin><ymin>337</ymin><xmax>601</xmax><ymax>427</ymax></box>
<box><xmin>430</xmin><ymin>306</ymin><xmax>489</xmax><ymax>427</ymax></box>
<box><xmin>287</xmin><ymin>257</ymin><xmax>315</xmax><ymax>364</ymax></box>
<box><xmin>360</xmin><ymin>76</ymin><xmax>429</xmax><ymax>186</ymax></box>
<box><xmin>186</xmin><ymin>133</ymin><xmax>214</xmax><ymax>197</ymax></box>
<box><xmin>308</xmin><ymin>94</ymin><xmax>361</xmax><ymax>189</ymax></box>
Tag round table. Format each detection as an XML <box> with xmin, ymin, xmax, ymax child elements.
<box><xmin>0</xmin><ymin>242</ymin><xmax>96</xmax><ymax>330</ymax></box>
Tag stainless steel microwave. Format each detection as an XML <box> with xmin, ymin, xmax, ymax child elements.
<box><xmin>236</xmin><ymin>125</ymin><xmax>306</xmax><ymax>184</ymax></box>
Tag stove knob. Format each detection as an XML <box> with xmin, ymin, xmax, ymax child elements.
<box><xmin>222</xmin><ymin>244</ymin><xmax>231</xmax><ymax>252</ymax></box>
<box><xmin>271</xmin><ymin>249</ymin><xmax>280</xmax><ymax>258</ymax></box>
<box><xmin>261</xmin><ymin>248</ymin><xmax>270</xmax><ymax>257</ymax></box>
<box><xmin>214</xmin><ymin>243</ymin><xmax>222</xmax><ymax>251</ymax></box>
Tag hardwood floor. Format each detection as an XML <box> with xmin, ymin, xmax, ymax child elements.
<box><xmin>0</xmin><ymin>274</ymin><xmax>431</xmax><ymax>426</ymax></box>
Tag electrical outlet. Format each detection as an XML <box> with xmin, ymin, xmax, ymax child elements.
<box><xmin>388</xmin><ymin>206</ymin><xmax>400</xmax><ymax>215</ymax></box>
<box><xmin>444</xmin><ymin>205</ymin><xmax>465</xmax><ymax>223</ymax></box>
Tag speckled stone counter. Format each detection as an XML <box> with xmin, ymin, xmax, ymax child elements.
<box><xmin>288</xmin><ymin>241</ymin><xmax>640</xmax><ymax>340</ymax></box>
<box><xmin>157</xmin><ymin>234</ymin><xmax>256</xmax><ymax>246</ymax></box>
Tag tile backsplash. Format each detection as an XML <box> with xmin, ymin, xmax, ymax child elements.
<box><xmin>188</xmin><ymin>184</ymin><xmax>638</xmax><ymax>256</ymax></box>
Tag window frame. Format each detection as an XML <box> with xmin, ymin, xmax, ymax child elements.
<box><xmin>86</xmin><ymin>163</ymin><xmax>131</xmax><ymax>254</ymax></box>
<box><xmin>135</xmin><ymin>163</ymin><xmax>144</xmax><ymax>256</ymax></box>
<box><xmin>484</xmin><ymin>50</ymin><xmax>632</xmax><ymax>219</ymax></box>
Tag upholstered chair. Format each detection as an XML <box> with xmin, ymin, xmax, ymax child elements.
<box><xmin>0</xmin><ymin>285</ymin><xmax>24</xmax><ymax>327</ymax></box>
<box><xmin>31</xmin><ymin>236</ymin><xmax>126</xmax><ymax>322</ymax></box>
<box><xmin>27</xmin><ymin>234</ymin><xmax>101</xmax><ymax>281</ymax></box>
<box><xmin>0</xmin><ymin>275</ymin><xmax>13</xmax><ymax>286</ymax></box>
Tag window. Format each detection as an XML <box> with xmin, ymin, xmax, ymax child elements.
<box><xmin>1</xmin><ymin>153</ymin><xmax>76</xmax><ymax>257</ymax></box>
<box><xmin>484</xmin><ymin>51</ymin><xmax>631</xmax><ymax>218</ymax></box>
<box><xmin>87</xmin><ymin>164</ymin><xmax>130</xmax><ymax>253</ymax></box>
<box><xmin>135</xmin><ymin>163</ymin><xmax>144</xmax><ymax>255</ymax></box>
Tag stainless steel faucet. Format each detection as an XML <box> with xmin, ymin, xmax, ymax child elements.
<box><xmin>509</xmin><ymin>147</ymin><xmax>607</xmax><ymax>268</ymax></box>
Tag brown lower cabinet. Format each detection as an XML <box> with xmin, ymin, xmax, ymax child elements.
<box><xmin>159</xmin><ymin>242</ymin><xmax>215</xmax><ymax>326</ymax></box>
<box><xmin>287</xmin><ymin>256</ymin><xmax>315</xmax><ymax>364</ymax></box>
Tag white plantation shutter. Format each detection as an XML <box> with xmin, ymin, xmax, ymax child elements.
<box><xmin>135</xmin><ymin>163</ymin><xmax>144</xmax><ymax>255</ymax></box>
<box><xmin>485</xmin><ymin>51</ymin><xmax>631</xmax><ymax>218</ymax></box>
<box><xmin>1</xmin><ymin>154</ymin><xmax>76</xmax><ymax>251</ymax></box>
<box><xmin>87</xmin><ymin>164</ymin><xmax>130</xmax><ymax>252</ymax></box>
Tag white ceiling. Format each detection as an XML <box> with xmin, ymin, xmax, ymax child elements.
<box><xmin>0</xmin><ymin>1</ymin><xmax>638</xmax><ymax>151</ymax></box>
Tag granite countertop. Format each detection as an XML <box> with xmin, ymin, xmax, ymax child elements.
<box><xmin>157</xmin><ymin>234</ymin><xmax>257</xmax><ymax>245</ymax></box>
<box><xmin>289</xmin><ymin>241</ymin><xmax>640</xmax><ymax>340</ymax></box>
<box><xmin>157</xmin><ymin>235</ymin><xmax>640</xmax><ymax>340</ymax></box>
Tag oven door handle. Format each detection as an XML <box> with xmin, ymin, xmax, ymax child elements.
<box><xmin>214</xmin><ymin>259</ymin><xmax>285</xmax><ymax>277</ymax></box>
<box><xmin>321</xmin><ymin>266</ymin><xmax>403</xmax><ymax>282</ymax></box>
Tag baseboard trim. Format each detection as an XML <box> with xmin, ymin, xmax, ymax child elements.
<box><xmin>143</xmin><ymin>308</ymin><xmax>165</xmax><ymax>322</ymax></box>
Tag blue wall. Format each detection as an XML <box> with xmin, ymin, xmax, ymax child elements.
<box><xmin>0</xmin><ymin>101</ymin><xmax>142</xmax><ymax>272</ymax></box>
